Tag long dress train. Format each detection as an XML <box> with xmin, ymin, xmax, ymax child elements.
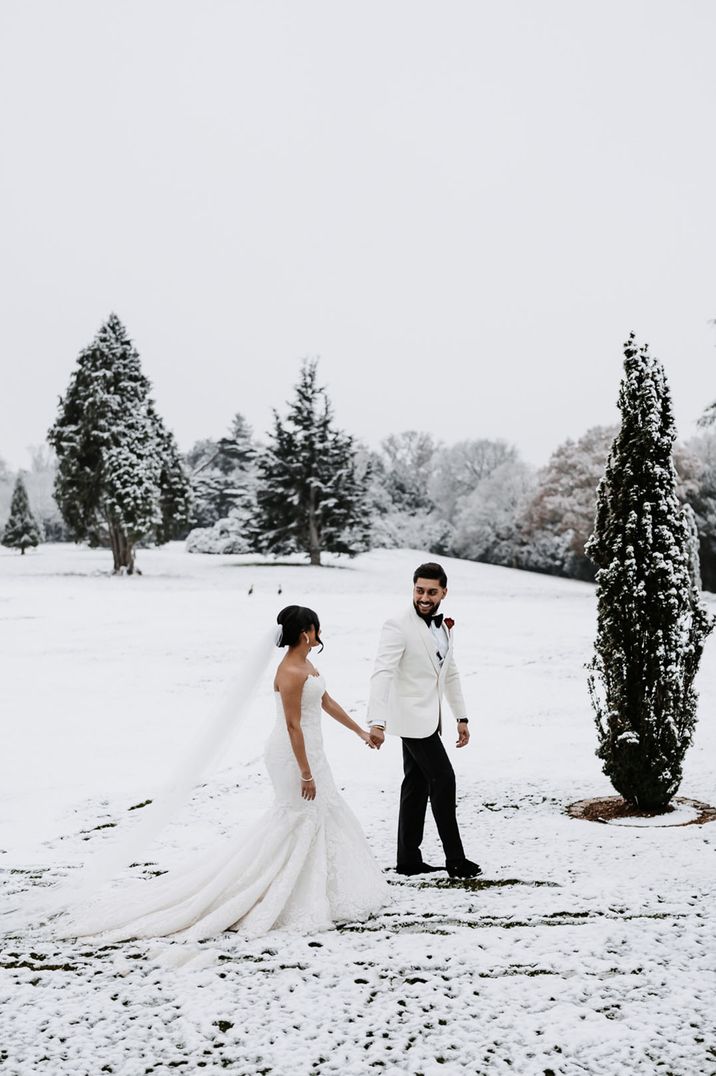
<box><xmin>57</xmin><ymin>674</ymin><xmax>388</xmax><ymax>942</ymax></box>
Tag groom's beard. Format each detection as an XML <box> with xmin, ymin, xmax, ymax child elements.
<box><xmin>414</xmin><ymin>599</ymin><xmax>441</xmax><ymax>621</ymax></box>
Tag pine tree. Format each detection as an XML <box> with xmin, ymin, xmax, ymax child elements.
<box><xmin>185</xmin><ymin>414</ymin><xmax>260</xmax><ymax>554</ymax></box>
<box><xmin>48</xmin><ymin>313</ymin><xmax>191</xmax><ymax>573</ymax></box>
<box><xmin>2</xmin><ymin>474</ymin><xmax>42</xmax><ymax>554</ymax></box>
<box><xmin>187</xmin><ymin>413</ymin><xmax>257</xmax><ymax>529</ymax></box>
<box><xmin>585</xmin><ymin>334</ymin><xmax>714</xmax><ymax>809</ymax></box>
<box><xmin>153</xmin><ymin>415</ymin><xmax>193</xmax><ymax>545</ymax></box>
<box><xmin>255</xmin><ymin>359</ymin><xmax>370</xmax><ymax>565</ymax></box>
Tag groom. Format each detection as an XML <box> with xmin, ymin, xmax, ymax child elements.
<box><xmin>367</xmin><ymin>562</ymin><xmax>481</xmax><ymax>879</ymax></box>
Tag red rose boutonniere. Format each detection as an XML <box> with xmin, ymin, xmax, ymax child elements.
<box><xmin>444</xmin><ymin>617</ymin><xmax>455</xmax><ymax>631</ymax></box>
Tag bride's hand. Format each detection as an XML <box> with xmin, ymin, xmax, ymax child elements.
<box><xmin>301</xmin><ymin>776</ymin><xmax>316</xmax><ymax>801</ymax></box>
<box><xmin>359</xmin><ymin>730</ymin><xmax>377</xmax><ymax>749</ymax></box>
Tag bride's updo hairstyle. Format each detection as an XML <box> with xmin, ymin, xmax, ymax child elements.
<box><xmin>276</xmin><ymin>605</ymin><xmax>324</xmax><ymax>652</ymax></box>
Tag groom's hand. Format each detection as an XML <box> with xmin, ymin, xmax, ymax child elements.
<box><xmin>456</xmin><ymin>722</ymin><xmax>470</xmax><ymax>748</ymax></box>
<box><xmin>369</xmin><ymin>726</ymin><xmax>385</xmax><ymax>749</ymax></box>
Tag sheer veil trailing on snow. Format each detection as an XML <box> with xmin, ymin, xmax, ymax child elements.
<box><xmin>1</xmin><ymin>626</ymin><xmax>283</xmax><ymax>936</ymax></box>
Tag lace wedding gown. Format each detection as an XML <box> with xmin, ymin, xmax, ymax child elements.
<box><xmin>57</xmin><ymin>673</ymin><xmax>388</xmax><ymax>942</ymax></box>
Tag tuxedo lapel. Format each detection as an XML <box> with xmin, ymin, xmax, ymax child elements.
<box><xmin>438</xmin><ymin>626</ymin><xmax>453</xmax><ymax>685</ymax></box>
<box><xmin>408</xmin><ymin>609</ymin><xmax>442</xmax><ymax>676</ymax></box>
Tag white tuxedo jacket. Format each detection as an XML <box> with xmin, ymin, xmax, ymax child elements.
<box><xmin>368</xmin><ymin>608</ymin><xmax>467</xmax><ymax>739</ymax></box>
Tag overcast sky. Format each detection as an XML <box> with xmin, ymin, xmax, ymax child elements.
<box><xmin>1</xmin><ymin>0</ymin><xmax>715</xmax><ymax>471</ymax></box>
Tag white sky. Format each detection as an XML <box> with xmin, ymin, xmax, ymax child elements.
<box><xmin>1</xmin><ymin>0</ymin><xmax>715</xmax><ymax>471</ymax></box>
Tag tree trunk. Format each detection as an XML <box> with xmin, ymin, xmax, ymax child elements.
<box><xmin>108</xmin><ymin>517</ymin><xmax>121</xmax><ymax>572</ymax></box>
<box><xmin>121</xmin><ymin>532</ymin><xmax>136</xmax><ymax>575</ymax></box>
<box><xmin>108</xmin><ymin>519</ymin><xmax>137</xmax><ymax>574</ymax></box>
<box><xmin>307</xmin><ymin>487</ymin><xmax>321</xmax><ymax>566</ymax></box>
<box><xmin>20</xmin><ymin>546</ymin><xmax>25</xmax><ymax>555</ymax></box>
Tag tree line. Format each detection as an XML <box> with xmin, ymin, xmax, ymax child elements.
<box><xmin>2</xmin><ymin>313</ymin><xmax>716</xmax><ymax>592</ymax></box>
<box><xmin>2</xmin><ymin>316</ymin><xmax>714</xmax><ymax>815</ymax></box>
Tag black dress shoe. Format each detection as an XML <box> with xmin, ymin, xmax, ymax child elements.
<box><xmin>395</xmin><ymin>863</ymin><xmax>442</xmax><ymax>876</ymax></box>
<box><xmin>446</xmin><ymin>858</ymin><xmax>482</xmax><ymax>878</ymax></box>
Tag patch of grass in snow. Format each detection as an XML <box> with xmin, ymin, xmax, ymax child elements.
<box><xmin>339</xmin><ymin>904</ymin><xmax>691</xmax><ymax>937</ymax></box>
<box><xmin>128</xmin><ymin>799</ymin><xmax>153</xmax><ymax>811</ymax></box>
<box><xmin>414</xmin><ymin>877</ymin><xmax>560</xmax><ymax>891</ymax></box>
<box><xmin>0</xmin><ymin>958</ymin><xmax>76</xmax><ymax>971</ymax></box>
<box><xmin>477</xmin><ymin>966</ymin><xmax>558</xmax><ymax>978</ymax></box>
<box><xmin>223</xmin><ymin>559</ymin><xmax>352</xmax><ymax>571</ymax></box>
<box><xmin>213</xmin><ymin>1020</ymin><xmax>234</xmax><ymax>1034</ymax></box>
<box><xmin>337</xmin><ymin>919</ymin><xmax>452</xmax><ymax>936</ymax></box>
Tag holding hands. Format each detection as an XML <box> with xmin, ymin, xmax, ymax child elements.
<box><xmin>368</xmin><ymin>726</ymin><xmax>385</xmax><ymax>749</ymax></box>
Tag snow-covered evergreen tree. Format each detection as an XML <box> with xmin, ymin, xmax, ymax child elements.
<box><xmin>186</xmin><ymin>414</ymin><xmax>257</xmax><ymax>531</ymax></box>
<box><xmin>0</xmin><ymin>456</ymin><xmax>14</xmax><ymax>530</ymax></box>
<box><xmin>185</xmin><ymin>415</ymin><xmax>259</xmax><ymax>554</ymax></box>
<box><xmin>153</xmin><ymin>415</ymin><xmax>193</xmax><ymax>545</ymax></box>
<box><xmin>48</xmin><ymin>314</ymin><xmax>191</xmax><ymax>573</ymax></box>
<box><xmin>585</xmin><ymin>334</ymin><xmax>713</xmax><ymax>809</ymax></box>
<box><xmin>255</xmin><ymin>359</ymin><xmax>370</xmax><ymax>565</ymax></box>
<box><xmin>2</xmin><ymin>474</ymin><xmax>41</xmax><ymax>554</ymax></box>
<box><xmin>21</xmin><ymin>446</ymin><xmax>70</xmax><ymax>541</ymax></box>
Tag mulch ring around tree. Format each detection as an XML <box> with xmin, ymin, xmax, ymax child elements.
<box><xmin>566</xmin><ymin>795</ymin><xmax>716</xmax><ymax>828</ymax></box>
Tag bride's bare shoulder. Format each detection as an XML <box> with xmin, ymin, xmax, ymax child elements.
<box><xmin>274</xmin><ymin>663</ymin><xmax>309</xmax><ymax>695</ymax></box>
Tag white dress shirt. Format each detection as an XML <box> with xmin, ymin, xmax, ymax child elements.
<box><xmin>428</xmin><ymin>619</ymin><xmax>449</xmax><ymax>664</ymax></box>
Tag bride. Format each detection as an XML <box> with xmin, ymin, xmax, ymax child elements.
<box><xmin>45</xmin><ymin>605</ymin><xmax>389</xmax><ymax>942</ymax></box>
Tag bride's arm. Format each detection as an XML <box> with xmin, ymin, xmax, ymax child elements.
<box><xmin>322</xmin><ymin>692</ymin><xmax>375</xmax><ymax>747</ymax></box>
<box><xmin>278</xmin><ymin>675</ymin><xmax>316</xmax><ymax>800</ymax></box>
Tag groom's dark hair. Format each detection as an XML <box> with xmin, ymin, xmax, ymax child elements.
<box><xmin>413</xmin><ymin>562</ymin><xmax>447</xmax><ymax>588</ymax></box>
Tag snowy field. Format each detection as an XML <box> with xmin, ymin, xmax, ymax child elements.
<box><xmin>1</xmin><ymin>543</ymin><xmax>715</xmax><ymax>1076</ymax></box>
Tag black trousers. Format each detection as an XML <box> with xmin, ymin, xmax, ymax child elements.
<box><xmin>397</xmin><ymin>729</ymin><xmax>465</xmax><ymax>868</ymax></box>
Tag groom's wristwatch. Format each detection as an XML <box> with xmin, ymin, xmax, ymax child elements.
<box><xmin>457</xmin><ymin>719</ymin><xmax>469</xmax><ymax>724</ymax></box>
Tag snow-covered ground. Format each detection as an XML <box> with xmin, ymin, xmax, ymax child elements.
<box><xmin>1</xmin><ymin>543</ymin><xmax>715</xmax><ymax>1076</ymax></box>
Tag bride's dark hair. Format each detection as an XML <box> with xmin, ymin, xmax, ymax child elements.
<box><xmin>276</xmin><ymin>605</ymin><xmax>324</xmax><ymax>652</ymax></box>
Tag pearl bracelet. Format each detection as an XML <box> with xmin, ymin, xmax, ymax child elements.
<box><xmin>300</xmin><ymin>774</ymin><xmax>314</xmax><ymax>782</ymax></box>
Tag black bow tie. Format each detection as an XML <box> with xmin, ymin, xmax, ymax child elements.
<box><xmin>426</xmin><ymin>613</ymin><xmax>443</xmax><ymax>628</ymax></box>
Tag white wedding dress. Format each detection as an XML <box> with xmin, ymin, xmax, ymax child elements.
<box><xmin>56</xmin><ymin>673</ymin><xmax>388</xmax><ymax>942</ymax></box>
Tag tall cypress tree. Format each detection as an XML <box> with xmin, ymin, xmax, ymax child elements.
<box><xmin>2</xmin><ymin>474</ymin><xmax>42</xmax><ymax>554</ymax></box>
<box><xmin>255</xmin><ymin>359</ymin><xmax>370</xmax><ymax>565</ymax></box>
<box><xmin>585</xmin><ymin>334</ymin><xmax>713</xmax><ymax>809</ymax></box>
<box><xmin>48</xmin><ymin>314</ymin><xmax>191</xmax><ymax>573</ymax></box>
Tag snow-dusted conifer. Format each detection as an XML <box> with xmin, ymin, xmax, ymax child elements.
<box><xmin>48</xmin><ymin>314</ymin><xmax>191</xmax><ymax>573</ymax></box>
<box><xmin>2</xmin><ymin>474</ymin><xmax>42</xmax><ymax>554</ymax></box>
<box><xmin>585</xmin><ymin>334</ymin><xmax>713</xmax><ymax>809</ymax></box>
<box><xmin>153</xmin><ymin>415</ymin><xmax>193</xmax><ymax>545</ymax></box>
<box><xmin>187</xmin><ymin>414</ymin><xmax>257</xmax><ymax>530</ymax></box>
<box><xmin>185</xmin><ymin>414</ymin><xmax>259</xmax><ymax>554</ymax></box>
<box><xmin>255</xmin><ymin>359</ymin><xmax>370</xmax><ymax>565</ymax></box>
